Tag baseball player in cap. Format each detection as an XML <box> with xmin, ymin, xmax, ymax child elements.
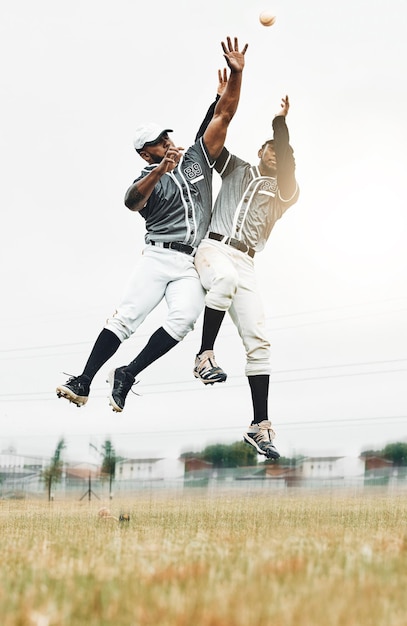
<box><xmin>132</xmin><ymin>123</ymin><xmax>173</xmax><ymax>151</ymax></box>
<box><xmin>56</xmin><ymin>36</ymin><xmax>248</xmax><ymax>412</ymax></box>
<box><xmin>192</xmin><ymin>76</ymin><xmax>299</xmax><ymax>459</ymax></box>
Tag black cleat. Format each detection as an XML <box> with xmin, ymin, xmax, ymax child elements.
<box><xmin>107</xmin><ymin>367</ymin><xmax>135</xmax><ymax>413</ymax></box>
<box><xmin>56</xmin><ymin>374</ymin><xmax>90</xmax><ymax>407</ymax></box>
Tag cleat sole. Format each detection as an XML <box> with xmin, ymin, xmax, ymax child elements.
<box><xmin>243</xmin><ymin>434</ymin><xmax>280</xmax><ymax>459</ymax></box>
<box><xmin>56</xmin><ymin>386</ymin><xmax>88</xmax><ymax>407</ymax></box>
<box><xmin>107</xmin><ymin>373</ymin><xmax>124</xmax><ymax>413</ymax></box>
<box><xmin>108</xmin><ymin>399</ymin><xmax>122</xmax><ymax>413</ymax></box>
<box><xmin>193</xmin><ymin>374</ymin><xmax>227</xmax><ymax>385</ymax></box>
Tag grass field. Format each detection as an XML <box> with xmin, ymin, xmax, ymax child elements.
<box><xmin>1</xmin><ymin>489</ymin><xmax>406</xmax><ymax>626</ymax></box>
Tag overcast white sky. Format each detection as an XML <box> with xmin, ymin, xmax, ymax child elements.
<box><xmin>1</xmin><ymin>0</ymin><xmax>406</xmax><ymax>463</ymax></box>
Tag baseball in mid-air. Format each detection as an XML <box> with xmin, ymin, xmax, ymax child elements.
<box><xmin>259</xmin><ymin>11</ymin><xmax>276</xmax><ymax>26</ymax></box>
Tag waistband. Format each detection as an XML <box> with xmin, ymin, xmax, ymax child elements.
<box><xmin>208</xmin><ymin>232</ymin><xmax>255</xmax><ymax>258</ymax></box>
<box><xmin>150</xmin><ymin>241</ymin><xmax>197</xmax><ymax>256</ymax></box>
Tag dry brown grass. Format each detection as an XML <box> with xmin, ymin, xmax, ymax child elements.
<box><xmin>1</xmin><ymin>489</ymin><xmax>406</xmax><ymax>625</ymax></box>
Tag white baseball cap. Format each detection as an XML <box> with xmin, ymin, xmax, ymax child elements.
<box><xmin>133</xmin><ymin>123</ymin><xmax>173</xmax><ymax>151</ymax></box>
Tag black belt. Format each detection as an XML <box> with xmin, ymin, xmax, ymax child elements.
<box><xmin>208</xmin><ymin>232</ymin><xmax>255</xmax><ymax>258</ymax></box>
<box><xmin>150</xmin><ymin>240</ymin><xmax>196</xmax><ymax>256</ymax></box>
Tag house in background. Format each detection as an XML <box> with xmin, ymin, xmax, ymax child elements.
<box><xmin>1</xmin><ymin>445</ymin><xmax>404</xmax><ymax>497</ymax></box>
<box><xmin>0</xmin><ymin>447</ymin><xmax>46</xmax><ymax>496</ymax></box>
<box><xmin>116</xmin><ymin>457</ymin><xmax>184</xmax><ymax>482</ymax></box>
<box><xmin>363</xmin><ymin>455</ymin><xmax>396</xmax><ymax>485</ymax></box>
<box><xmin>295</xmin><ymin>456</ymin><xmax>366</xmax><ymax>480</ymax></box>
<box><xmin>0</xmin><ymin>447</ymin><xmax>46</xmax><ymax>472</ymax></box>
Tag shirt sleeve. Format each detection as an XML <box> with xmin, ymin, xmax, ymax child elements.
<box><xmin>272</xmin><ymin>116</ymin><xmax>299</xmax><ymax>204</ymax></box>
<box><xmin>195</xmin><ymin>94</ymin><xmax>221</xmax><ymax>142</ymax></box>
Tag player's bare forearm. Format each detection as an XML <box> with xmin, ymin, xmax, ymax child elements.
<box><xmin>203</xmin><ymin>71</ymin><xmax>242</xmax><ymax>158</ymax></box>
<box><xmin>216</xmin><ymin>69</ymin><xmax>242</xmax><ymax>118</ymax></box>
<box><xmin>124</xmin><ymin>184</ymin><xmax>146</xmax><ymax>211</ymax></box>
<box><xmin>203</xmin><ymin>37</ymin><xmax>248</xmax><ymax>159</ymax></box>
<box><xmin>124</xmin><ymin>168</ymin><xmax>162</xmax><ymax>211</ymax></box>
<box><xmin>125</xmin><ymin>148</ymin><xmax>182</xmax><ymax>211</ymax></box>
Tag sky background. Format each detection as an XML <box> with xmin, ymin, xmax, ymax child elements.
<box><xmin>1</xmin><ymin>0</ymin><xmax>406</xmax><ymax>463</ymax></box>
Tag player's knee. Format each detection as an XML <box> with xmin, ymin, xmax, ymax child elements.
<box><xmin>245</xmin><ymin>348</ymin><xmax>271</xmax><ymax>376</ymax></box>
<box><xmin>166</xmin><ymin>303</ymin><xmax>204</xmax><ymax>341</ymax></box>
<box><xmin>244</xmin><ymin>339</ymin><xmax>271</xmax><ymax>376</ymax></box>
<box><xmin>205</xmin><ymin>271</ymin><xmax>238</xmax><ymax>310</ymax></box>
<box><xmin>104</xmin><ymin>318</ymin><xmax>132</xmax><ymax>342</ymax></box>
<box><xmin>165</xmin><ymin>317</ymin><xmax>195</xmax><ymax>342</ymax></box>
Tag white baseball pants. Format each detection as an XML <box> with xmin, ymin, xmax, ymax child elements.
<box><xmin>195</xmin><ymin>239</ymin><xmax>271</xmax><ymax>376</ymax></box>
<box><xmin>105</xmin><ymin>245</ymin><xmax>205</xmax><ymax>342</ymax></box>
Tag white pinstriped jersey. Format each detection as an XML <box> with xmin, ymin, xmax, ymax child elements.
<box><xmin>208</xmin><ymin>152</ymin><xmax>299</xmax><ymax>253</ymax></box>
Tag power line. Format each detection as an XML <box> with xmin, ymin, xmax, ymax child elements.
<box><xmin>0</xmin><ymin>341</ymin><xmax>91</xmax><ymax>354</ymax></box>
<box><xmin>275</xmin><ymin>358</ymin><xmax>407</xmax><ymax>373</ymax></box>
<box><xmin>266</xmin><ymin>307</ymin><xmax>407</xmax><ymax>333</ymax></box>
<box><xmin>1</xmin><ymin>415</ymin><xmax>406</xmax><ymax>440</ymax></box>
<box><xmin>2</xmin><ymin>294</ymin><xmax>406</xmax><ymax>329</ymax></box>
<box><xmin>1</xmin><ymin>362</ymin><xmax>406</xmax><ymax>401</ymax></box>
<box><xmin>1</xmin><ymin>298</ymin><xmax>406</xmax><ymax>358</ymax></box>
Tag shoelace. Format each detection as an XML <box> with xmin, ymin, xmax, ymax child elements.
<box><xmin>252</xmin><ymin>429</ymin><xmax>272</xmax><ymax>444</ymax></box>
<box><xmin>62</xmin><ymin>372</ymin><xmax>75</xmax><ymax>379</ymax></box>
<box><xmin>199</xmin><ymin>353</ymin><xmax>220</xmax><ymax>373</ymax></box>
<box><xmin>116</xmin><ymin>376</ymin><xmax>141</xmax><ymax>397</ymax></box>
<box><xmin>129</xmin><ymin>380</ymin><xmax>141</xmax><ymax>396</ymax></box>
<box><xmin>253</xmin><ymin>423</ymin><xmax>275</xmax><ymax>444</ymax></box>
<box><xmin>62</xmin><ymin>372</ymin><xmax>86</xmax><ymax>384</ymax></box>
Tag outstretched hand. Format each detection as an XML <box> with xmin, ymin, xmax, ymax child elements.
<box><xmin>221</xmin><ymin>36</ymin><xmax>248</xmax><ymax>73</ymax></box>
<box><xmin>275</xmin><ymin>95</ymin><xmax>290</xmax><ymax>117</ymax></box>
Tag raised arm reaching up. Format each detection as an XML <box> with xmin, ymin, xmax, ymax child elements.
<box><xmin>202</xmin><ymin>36</ymin><xmax>248</xmax><ymax>160</ymax></box>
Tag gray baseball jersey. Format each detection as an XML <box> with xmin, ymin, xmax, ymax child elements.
<box><xmin>208</xmin><ymin>156</ymin><xmax>298</xmax><ymax>253</ymax></box>
<box><xmin>205</xmin><ymin>116</ymin><xmax>299</xmax><ymax>253</ymax></box>
<box><xmin>135</xmin><ymin>137</ymin><xmax>215</xmax><ymax>248</ymax></box>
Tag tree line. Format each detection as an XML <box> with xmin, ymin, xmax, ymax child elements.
<box><xmin>41</xmin><ymin>438</ymin><xmax>407</xmax><ymax>499</ymax></box>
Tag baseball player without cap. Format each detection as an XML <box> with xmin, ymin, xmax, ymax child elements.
<box><xmin>133</xmin><ymin>123</ymin><xmax>173</xmax><ymax>150</ymax></box>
